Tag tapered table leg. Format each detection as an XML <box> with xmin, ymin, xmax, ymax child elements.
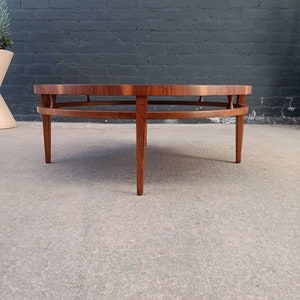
<box><xmin>236</xmin><ymin>114</ymin><xmax>244</xmax><ymax>163</ymax></box>
<box><xmin>42</xmin><ymin>114</ymin><xmax>51</xmax><ymax>163</ymax></box>
<box><xmin>136</xmin><ymin>96</ymin><xmax>148</xmax><ymax>195</ymax></box>
<box><xmin>236</xmin><ymin>95</ymin><xmax>246</xmax><ymax>163</ymax></box>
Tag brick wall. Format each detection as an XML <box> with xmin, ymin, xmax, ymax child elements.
<box><xmin>2</xmin><ymin>0</ymin><xmax>300</xmax><ymax>123</ymax></box>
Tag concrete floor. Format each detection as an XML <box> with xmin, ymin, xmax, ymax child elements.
<box><xmin>0</xmin><ymin>122</ymin><xmax>299</xmax><ymax>299</ymax></box>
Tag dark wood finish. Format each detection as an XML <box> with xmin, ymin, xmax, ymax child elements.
<box><xmin>34</xmin><ymin>84</ymin><xmax>252</xmax><ymax>96</ymax></box>
<box><xmin>136</xmin><ymin>96</ymin><xmax>148</xmax><ymax>196</ymax></box>
<box><xmin>236</xmin><ymin>95</ymin><xmax>247</xmax><ymax>163</ymax></box>
<box><xmin>41</xmin><ymin>94</ymin><xmax>51</xmax><ymax>163</ymax></box>
<box><xmin>34</xmin><ymin>84</ymin><xmax>252</xmax><ymax>195</ymax></box>
<box><xmin>42</xmin><ymin>115</ymin><xmax>51</xmax><ymax>163</ymax></box>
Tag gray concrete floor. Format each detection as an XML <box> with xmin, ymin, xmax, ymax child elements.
<box><xmin>0</xmin><ymin>122</ymin><xmax>299</xmax><ymax>299</ymax></box>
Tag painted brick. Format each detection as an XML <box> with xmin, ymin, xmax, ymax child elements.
<box><xmin>2</xmin><ymin>0</ymin><xmax>299</xmax><ymax>123</ymax></box>
<box><xmin>260</xmin><ymin>0</ymin><xmax>290</xmax><ymax>9</ymax></box>
<box><xmin>229</xmin><ymin>0</ymin><xmax>259</xmax><ymax>8</ymax></box>
<box><xmin>48</xmin><ymin>0</ymin><xmax>77</xmax><ymax>9</ymax></box>
<box><xmin>22</xmin><ymin>0</ymin><xmax>48</xmax><ymax>9</ymax></box>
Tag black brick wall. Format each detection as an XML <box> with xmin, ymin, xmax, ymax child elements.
<box><xmin>2</xmin><ymin>0</ymin><xmax>300</xmax><ymax>123</ymax></box>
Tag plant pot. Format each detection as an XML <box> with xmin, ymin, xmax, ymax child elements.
<box><xmin>0</xmin><ymin>49</ymin><xmax>16</xmax><ymax>129</ymax></box>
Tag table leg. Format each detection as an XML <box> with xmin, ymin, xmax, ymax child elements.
<box><xmin>42</xmin><ymin>114</ymin><xmax>51</xmax><ymax>163</ymax></box>
<box><xmin>236</xmin><ymin>95</ymin><xmax>246</xmax><ymax>163</ymax></box>
<box><xmin>236</xmin><ymin>114</ymin><xmax>244</xmax><ymax>163</ymax></box>
<box><xmin>136</xmin><ymin>96</ymin><xmax>148</xmax><ymax>195</ymax></box>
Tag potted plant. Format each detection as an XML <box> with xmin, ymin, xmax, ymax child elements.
<box><xmin>0</xmin><ymin>0</ymin><xmax>16</xmax><ymax>129</ymax></box>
